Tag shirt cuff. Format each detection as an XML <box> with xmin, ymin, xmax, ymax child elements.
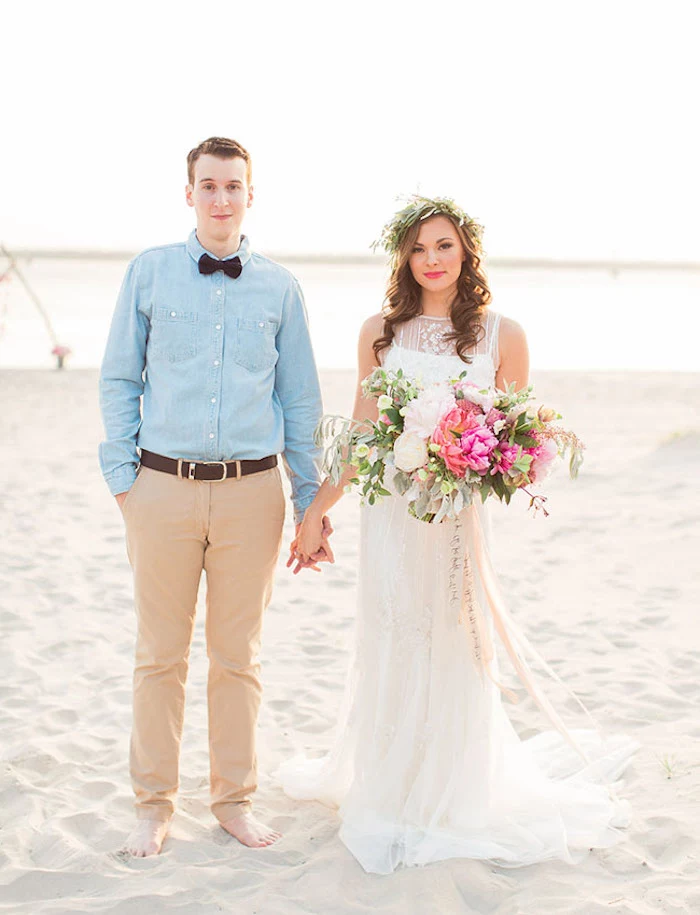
<box><xmin>292</xmin><ymin>495</ymin><xmax>317</xmax><ymax>526</ymax></box>
<box><xmin>104</xmin><ymin>464</ymin><xmax>138</xmax><ymax>496</ymax></box>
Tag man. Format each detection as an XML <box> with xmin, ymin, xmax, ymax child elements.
<box><xmin>99</xmin><ymin>137</ymin><xmax>331</xmax><ymax>857</ymax></box>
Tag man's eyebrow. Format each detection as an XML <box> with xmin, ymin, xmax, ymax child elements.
<box><xmin>197</xmin><ymin>178</ymin><xmax>242</xmax><ymax>184</ymax></box>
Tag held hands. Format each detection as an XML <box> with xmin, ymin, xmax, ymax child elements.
<box><xmin>287</xmin><ymin>514</ymin><xmax>334</xmax><ymax>575</ymax></box>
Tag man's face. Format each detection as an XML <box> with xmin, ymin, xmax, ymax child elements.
<box><xmin>186</xmin><ymin>154</ymin><xmax>253</xmax><ymax>242</ymax></box>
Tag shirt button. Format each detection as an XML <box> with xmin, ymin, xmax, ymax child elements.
<box><xmin>214</xmin><ymin>360</ymin><xmax>220</xmax><ymax>366</ymax></box>
<box><xmin>211</xmin><ymin>397</ymin><xmax>216</xmax><ymax>403</ymax></box>
<box><xmin>258</xmin><ymin>322</ymin><xmax>264</xmax><ymax>328</ymax></box>
<box><xmin>215</xmin><ymin>324</ymin><xmax>222</xmax><ymax>330</ymax></box>
<box><xmin>216</xmin><ymin>289</ymin><xmax>222</xmax><ymax>296</ymax></box>
<box><xmin>170</xmin><ymin>311</ymin><xmax>177</xmax><ymax>317</ymax></box>
<box><xmin>209</xmin><ymin>433</ymin><xmax>215</xmax><ymax>439</ymax></box>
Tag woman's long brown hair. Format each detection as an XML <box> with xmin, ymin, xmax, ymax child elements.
<box><xmin>373</xmin><ymin>215</ymin><xmax>492</xmax><ymax>362</ymax></box>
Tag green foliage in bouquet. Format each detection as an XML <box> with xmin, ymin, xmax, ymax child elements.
<box><xmin>315</xmin><ymin>368</ymin><xmax>420</xmax><ymax>505</ymax></box>
<box><xmin>315</xmin><ymin>368</ymin><xmax>585</xmax><ymax>523</ymax></box>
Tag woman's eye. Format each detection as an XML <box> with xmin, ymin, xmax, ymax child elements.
<box><xmin>439</xmin><ymin>243</ymin><xmax>453</xmax><ymax>250</ymax></box>
<box><xmin>412</xmin><ymin>247</ymin><xmax>423</xmax><ymax>254</ymax></box>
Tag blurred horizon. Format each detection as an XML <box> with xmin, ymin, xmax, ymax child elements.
<box><xmin>2</xmin><ymin>254</ymin><xmax>699</xmax><ymax>373</ymax></box>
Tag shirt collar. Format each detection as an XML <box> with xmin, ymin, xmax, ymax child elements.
<box><xmin>186</xmin><ymin>229</ymin><xmax>252</xmax><ymax>267</ymax></box>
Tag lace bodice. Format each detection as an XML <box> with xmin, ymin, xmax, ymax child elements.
<box><xmin>381</xmin><ymin>311</ymin><xmax>501</xmax><ymax>388</ymax></box>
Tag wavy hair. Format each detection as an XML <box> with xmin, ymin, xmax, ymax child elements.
<box><xmin>373</xmin><ymin>215</ymin><xmax>492</xmax><ymax>362</ymax></box>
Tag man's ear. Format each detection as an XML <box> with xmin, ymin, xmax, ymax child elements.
<box><xmin>185</xmin><ymin>184</ymin><xmax>194</xmax><ymax>208</ymax></box>
<box><xmin>247</xmin><ymin>185</ymin><xmax>254</xmax><ymax>208</ymax></box>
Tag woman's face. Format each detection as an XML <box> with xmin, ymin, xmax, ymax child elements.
<box><xmin>408</xmin><ymin>215</ymin><xmax>466</xmax><ymax>295</ymax></box>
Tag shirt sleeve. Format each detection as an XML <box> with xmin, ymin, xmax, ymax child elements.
<box><xmin>274</xmin><ymin>277</ymin><xmax>323</xmax><ymax>524</ymax></box>
<box><xmin>98</xmin><ymin>257</ymin><xmax>149</xmax><ymax>495</ymax></box>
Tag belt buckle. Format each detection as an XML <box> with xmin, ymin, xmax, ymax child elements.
<box><xmin>202</xmin><ymin>460</ymin><xmax>236</xmax><ymax>482</ymax></box>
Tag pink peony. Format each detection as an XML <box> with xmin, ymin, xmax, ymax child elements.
<box><xmin>490</xmin><ymin>442</ymin><xmax>520</xmax><ymax>476</ymax></box>
<box><xmin>461</xmin><ymin>426</ymin><xmax>499</xmax><ymax>474</ymax></box>
<box><xmin>431</xmin><ymin>398</ymin><xmax>494</xmax><ymax>477</ymax></box>
<box><xmin>403</xmin><ymin>383</ymin><xmax>455</xmax><ymax>440</ymax></box>
<box><xmin>439</xmin><ymin>402</ymin><xmax>480</xmax><ymax>435</ymax></box>
<box><xmin>528</xmin><ymin>437</ymin><xmax>558</xmax><ymax>482</ymax></box>
<box><xmin>431</xmin><ymin>425</ymin><xmax>469</xmax><ymax>477</ymax></box>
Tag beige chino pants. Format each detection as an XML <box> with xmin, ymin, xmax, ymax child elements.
<box><xmin>121</xmin><ymin>464</ymin><xmax>285</xmax><ymax>824</ymax></box>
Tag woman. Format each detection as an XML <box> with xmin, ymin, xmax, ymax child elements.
<box><xmin>280</xmin><ymin>196</ymin><xmax>637</xmax><ymax>875</ymax></box>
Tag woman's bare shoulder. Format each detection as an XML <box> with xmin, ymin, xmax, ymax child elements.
<box><xmin>497</xmin><ymin>314</ymin><xmax>528</xmax><ymax>347</ymax></box>
<box><xmin>358</xmin><ymin>313</ymin><xmax>386</xmax><ymax>353</ymax></box>
<box><xmin>359</xmin><ymin>311</ymin><xmax>385</xmax><ymax>340</ymax></box>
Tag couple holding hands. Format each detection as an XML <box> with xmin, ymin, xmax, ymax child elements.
<box><xmin>100</xmin><ymin>136</ymin><xmax>635</xmax><ymax>874</ymax></box>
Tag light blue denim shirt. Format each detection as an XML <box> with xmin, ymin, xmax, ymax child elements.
<box><xmin>99</xmin><ymin>231</ymin><xmax>322</xmax><ymax>523</ymax></box>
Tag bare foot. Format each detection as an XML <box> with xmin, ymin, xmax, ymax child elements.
<box><xmin>124</xmin><ymin>818</ymin><xmax>171</xmax><ymax>857</ymax></box>
<box><xmin>220</xmin><ymin>812</ymin><xmax>282</xmax><ymax>848</ymax></box>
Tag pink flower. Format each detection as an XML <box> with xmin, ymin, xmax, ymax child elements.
<box><xmin>431</xmin><ymin>425</ymin><xmax>469</xmax><ymax>477</ymax></box>
<box><xmin>485</xmin><ymin>407</ymin><xmax>506</xmax><ymax>428</ymax></box>
<box><xmin>403</xmin><ymin>383</ymin><xmax>455</xmax><ymax>439</ymax></box>
<box><xmin>490</xmin><ymin>442</ymin><xmax>520</xmax><ymax>476</ymax></box>
<box><xmin>439</xmin><ymin>403</ymin><xmax>480</xmax><ymax>435</ymax></box>
<box><xmin>528</xmin><ymin>437</ymin><xmax>558</xmax><ymax>482</ymax></box>
<box><xmin>455</xmin><ymin>381</ymin><xmax>495</xmax><ymax>412</ymax></box>
<box><xmin>460</xmin><ymin>426</ymin><xmax>498</xmax><ymax>474</ymax></box>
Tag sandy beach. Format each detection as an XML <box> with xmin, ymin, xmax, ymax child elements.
<box><xmin>1</xmin><ymin>367</ymin><xmax>699</xmax><ymax>915</ymax></box>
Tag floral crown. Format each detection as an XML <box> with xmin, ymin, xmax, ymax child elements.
<box><xmin>372</xmin><ymin>195</ymin><xmax>484</xmax><ymax>262</ymax></box>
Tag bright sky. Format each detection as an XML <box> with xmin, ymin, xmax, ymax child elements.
<box><xmin>2</xmin><ymin>0</ymin><xmax>698</xmax><ymax>260</ymax></box>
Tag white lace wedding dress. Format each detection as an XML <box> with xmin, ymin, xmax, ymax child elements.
<box><xmin>279</xmin><ymin>312</ymin><xmax>637</xmax><ymax>875</ymax></box>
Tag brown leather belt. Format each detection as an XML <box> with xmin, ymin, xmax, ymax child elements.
<box><xmin>140</xmin><ymin>449</ymin><xmax>277</xmax><ymax>482</ymax></box>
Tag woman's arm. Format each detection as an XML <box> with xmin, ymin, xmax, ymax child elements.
<box><xmin>291</xmin><ymin>313</ymin><xmax>384</xmax><ymax>566</ymax></box>
<box><xmin>495</xmin><ymin>316</ymin><xmax>530</xmax><ymax>391</ymax></box>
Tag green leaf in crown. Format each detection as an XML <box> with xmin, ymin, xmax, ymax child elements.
<box><xmin>371</xmin><ymin>194</ymin><xmax>485</xmax><ymax>264</ymax></box>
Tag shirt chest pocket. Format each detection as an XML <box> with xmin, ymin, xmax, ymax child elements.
<box><xmin>150</xmin><ymin>307</ymin><xmax>198</xmax><ymax>363</ymax></box>
<box><xmin>234</xmin><ymin>317</ymin><xmax>279</xmax><ymax>372</ymax></box>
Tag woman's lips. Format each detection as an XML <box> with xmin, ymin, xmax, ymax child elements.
<box><xmin>424</xmin><ymin>271</ymin><xmax>446</xmax><ymax>279</ymax></box>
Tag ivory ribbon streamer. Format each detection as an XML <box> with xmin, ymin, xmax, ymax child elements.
<box><xmin>460</xmin><ymin>501</ymin><xmax>598</xmax><ymax>765</ymax></box>
<box><xmin>453</xmin><ymin>517</ymin><xmax>518</xmax><ymax>703</ymax></box>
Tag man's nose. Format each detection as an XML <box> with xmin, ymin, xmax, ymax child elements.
<box><xmin>214</xmin><ymin>189</ymin><xmax>229</xmax><ymax>207</ymax></box>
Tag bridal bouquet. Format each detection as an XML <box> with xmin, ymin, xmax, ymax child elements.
<box><xmin>316</xmin><ymin>368</ymin><xmax>585</xmax><ymax>523</ymax></box>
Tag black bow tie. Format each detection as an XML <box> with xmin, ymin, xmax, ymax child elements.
<box><xmin>198</xmin><ymin>253</ymin><xmax>243</xmax><ymax>279</ymax></box>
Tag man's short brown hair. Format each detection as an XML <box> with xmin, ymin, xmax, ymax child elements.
<box><xmin>187</xmin><ymin>137</ymin><xmax>252</xmax><ymax>185</ymax></box>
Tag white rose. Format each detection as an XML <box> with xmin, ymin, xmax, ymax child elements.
<box><xmin>377</xmin><ymin>394</ymin><xmax>393</xmax><ymax>411</ymax></box>
<box><xmin>403</xmin><ymin>383</ymin><xmax>454</xmax><ymax>439</ymax></box>
<box><xmin>393</xmin><ymin>432</ymin><xmax>429</xmax><ymax>473</ymax></box>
